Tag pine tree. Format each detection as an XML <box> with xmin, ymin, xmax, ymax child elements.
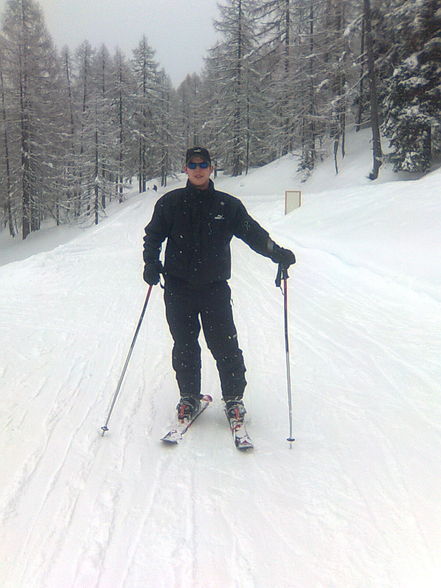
<box><xmin>383</xmin><ymin>0</ymin><xmax>441</xmax><ymax>172</ymax></box>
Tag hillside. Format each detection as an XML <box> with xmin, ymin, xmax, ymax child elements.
<box><xmin>1</xmin><ymin>136</ymin><xmax>440</xmax><ymax>588</ymax></box>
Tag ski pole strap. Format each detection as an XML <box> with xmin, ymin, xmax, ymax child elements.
<box><xmin>275</xmin><ymin>263</ymin><xmax>289</xmax><ymax>288</ymax></box>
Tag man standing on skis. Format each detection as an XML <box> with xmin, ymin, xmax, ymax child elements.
<box><xmin>142</xmin><ymin>147</ymin><xmax>295</xmax><ymax>424</ymax></box>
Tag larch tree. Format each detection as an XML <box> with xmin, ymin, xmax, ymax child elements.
<box><xmin>131</xmin><ymin>36</ymin><xmax>160</xmax><ymax>193</ymax></box>
<box><xmin>211</xmin><ymin>0</ymin><xmax>257</xmax><ymax>175</ymax></box>
<box><xmin>73</xmin><ymin>41</ymin><xmax>96</xmax><ymax>221</ymax></box>
<box><xmin>252</xmin><ymin>0</ymin><xmax>297</xmax><ymax>159</ymax></box>
<box><xmin>1</xmin><ymin>0</ymin><xmax>64</xmax><ymax>238</ymax></box>
<box><xmin>112</xmin><ymin>48</ymin><xmax>136</xmax><ymax>201</ymax></box>
<box><xmin>0</xmin><ymin>42</ymin><xmax>16</xmax><ymax>237</ymax></box>
<box><xmin>176</xmin><ymin>73</ymin><xmax>204</xmax><ymax>148</ymax></box>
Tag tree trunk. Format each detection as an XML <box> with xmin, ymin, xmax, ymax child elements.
<box><xmin>364</xmin><ymin>0</ymin><xmax>383</xmax><ymax>180</ymax></box>
<box><xmin>94</xmin><ymin>100</ymin><xmax>99</xmax><ymax>224</ymax></box>
<box><xmin>305</xmin><ymin>1</ymin><xmax>316</xmax><ymax>171</ymax></box>
<box><xmin>118</xmin><ymin>67</ymin><xmax>124</xmax><ymax>203</ymax></box>
<box><xmin>356</xmin><ymin>15</ymin><xmax>366</xmax><ymax>132</ymax></box>
<box><xmin>20</xmin><ymin>74</ymin><xmax>31</xmax><ymax>239</ymax></box>
<box><xmin>281</xmin><ymin>0</ymin><xmax>291</xmax><ymax>156</ymax></box>
<box><xmin>232</xmin><ymin>0</ymin><xmax>243</xmax><ymax>177</ymax></box>
<box><xmin>0</xmin><ymin>68</ymin><xmax>16</xmax><ymax>237</ymax></box>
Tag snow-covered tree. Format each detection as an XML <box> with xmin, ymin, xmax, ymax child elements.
<box><xmin>0</xmin><ymin>46</ymin><xmax>16</xmax><ymax>236</ymax></box>
<box><xmin>296</xmin><ymin>0</ymin><xmax>321</xmax><ymax>175</ymax></box>
<box><xmin>363</xmin><ymin>0</ymin><xmax>383</xmax><ymax>179</ymax></box>
<box><xmin>131</xmin><ymin>36</ymin><xmax>160</xmax><ymax>192</ymax></box>
<box><xmin>111</xmin><ymin>48</ymin><xmax>136</xmax><ymax>201</ymax></box>
<box><xmin>209</xmin><ymin>0</ymin><xmax>258</xmax><ymax>175</ymax></box>
<box><xmin>324</xmin><ymin>0</ymin><xmax>350</xmax><ymax>174</ymax></box>
<box><xmin>57</xmin><ymin>46</ymin><xmax>79</xmax><ymax>223</ymax></box>
<box><xmin>1</xmin><ymin>0</ymin><xmax>64</xmax><ymax>238</ymax></box>
<box><xmin>250</xmin><ymin>0</ymin><xmax>294</xmax><ymax>158</ymax></box>
<box><xmin>71</xmin><ymin>41</ymin><xmax>96</xmax><ymax>222</ymax></box>
<box><xmin>176</xmin><ymin>73</ymin><xmax>204</xmax><ymax>148</ymax></box>
<box><xmin>383</xmin><ymin>0</ymin><xmax>441</xmax><ymax>172</ymax></box>
<box><xmin>156</xmin><ymin>70</ymin><xmax>180</xmax><ymax>187</ymax></box>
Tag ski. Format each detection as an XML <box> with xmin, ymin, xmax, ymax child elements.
<box><xmin>232</xmin><ymin>424</ymin><xmax>254</xmax><ymax>450</ymax></box>
<box><xmin>226</xmin><ymin>411</ymin><xmax>254</xmax><ymax>451</ymax></box>
<box><xmin>161</xmin><ymin>394</ymin><xmax>212</xmax><ymax>444</ymax></box>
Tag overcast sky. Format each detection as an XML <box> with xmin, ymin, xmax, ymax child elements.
<box><xmin>0</xmin><ymin>0</ymin><xmax>220</xmax><ymax>87</ymax></box>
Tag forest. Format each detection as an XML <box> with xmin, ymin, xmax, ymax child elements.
<box><xmin>0</xmin><ymin>0</ymin><xmax>440</xmax><ymax>239</ymax></box>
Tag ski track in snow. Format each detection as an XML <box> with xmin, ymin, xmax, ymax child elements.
<box><xmin>1</xmin><ymin>179</ymin><xmax>440</xmax><ymax>587</ymax></box>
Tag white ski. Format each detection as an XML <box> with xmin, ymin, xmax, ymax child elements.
<box><xmin>161</xmin><ymin>394</ymin><xmax>212</xmax><ymax>444</ymax></box>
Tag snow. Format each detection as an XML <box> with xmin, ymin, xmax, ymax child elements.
<box><xmin>1</xmin><ymin>131</ymin><xmax>440</xmax><ymax>587</ymax></box>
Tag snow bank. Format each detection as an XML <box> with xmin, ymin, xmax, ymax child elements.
<box><xmin>217</xmin><ymin>129</ymin><xmax>441</xmax><ymax>300</ymax></box>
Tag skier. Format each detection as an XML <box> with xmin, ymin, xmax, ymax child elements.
<box><xmin>142</xmin><ymin>147</ymin><xmax>295</xmax><ymax>426</ymax></box>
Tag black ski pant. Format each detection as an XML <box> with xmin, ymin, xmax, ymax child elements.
<box><xmin>164</xmin><ymin>276</ymin><xmax>246</xmax><ymax>401</ymax></box>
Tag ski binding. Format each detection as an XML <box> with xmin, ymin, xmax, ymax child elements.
<box><xmin>226</xmin><ymin>411</ymin><xmax>254</xmax><ymax>451</ymax></box>
<box><xmin>161</xmin><ymin>394</ymin><xmax>212</xmax><ymax>444</ymax></box>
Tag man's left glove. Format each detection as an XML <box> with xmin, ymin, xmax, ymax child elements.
<box><xmin>270</xmin><ymin>244</ymin><xmax>296</xmax><ymax>268</ymax></box>
<box><xmin>143</xmin><ymin>261</ymin><xmax>163</xmax><ymax>285</ymax></box>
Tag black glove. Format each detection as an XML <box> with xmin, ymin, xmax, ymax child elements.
<box><xmin>143</xmin><ymin>261</ymin><xmax>163</xmax><ymax>285</ymax></box>
<box><xmin>271</xmin><ymin>244</ymin><xmax>296</xmax><ymax>268</ymax></box>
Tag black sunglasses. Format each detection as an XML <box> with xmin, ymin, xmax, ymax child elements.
<box><xmin>187</xmin><ymin>161</ymin><xmax>210</xmax><ymax>169</ymax></box>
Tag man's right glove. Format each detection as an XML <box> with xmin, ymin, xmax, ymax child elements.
<box><xmin>270</xmin><ymin>244</ymin><xmax>296</xmax><ymax>268</ymax></box>
<box><xmin>143</xmin><ymin>261</ymin><xmax>163</xmax><ymax>285</ymax></box>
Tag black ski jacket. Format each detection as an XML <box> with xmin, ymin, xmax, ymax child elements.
<box><xmin>143</xmin><ymin>180</ymin><xmax>274</xmax><ymax>287</ymax></box>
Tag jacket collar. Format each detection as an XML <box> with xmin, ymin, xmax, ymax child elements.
<box><xmin>186</xmin><ymin>179</ymin><xmax>215</xmax><ymax>197</ymax></box>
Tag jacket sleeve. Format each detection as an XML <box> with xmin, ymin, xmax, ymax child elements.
<box><xmin>143</xmin><ymin>198</ymin><xmax>169</xmax><ymax>264</ymax></box>
<box><xmin>231</xmin><ymin>200</ymin><xmax>275</xmax><ymax>258</ymax></box>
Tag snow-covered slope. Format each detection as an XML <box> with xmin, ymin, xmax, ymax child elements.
<box><xmin>1</xmin><ymin>137</ymin><xmax>440</xmax><ymax>587</ymax></box>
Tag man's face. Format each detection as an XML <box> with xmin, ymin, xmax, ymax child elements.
<box><xmin>185</xmin><ymin>156</ymin><xmax>213</xmax><ymax>190</ymax></box>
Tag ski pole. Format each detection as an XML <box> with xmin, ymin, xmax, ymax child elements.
<box><xmin>101</xmin><ymin>285</ymin><xmax>153</xmax><ymax>436</ymax></box>
<box><xmin>275</xmin><ymin>264</ymin><xmax>295</xmax><ymax>446</ymax></box>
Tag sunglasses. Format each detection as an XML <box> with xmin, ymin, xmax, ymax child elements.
<box><xmin>187</xmin><ymin>161</ymin><xmax>210</xmax><ymax>169</ymax></box>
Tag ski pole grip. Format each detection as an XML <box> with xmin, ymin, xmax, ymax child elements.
<box><xmin>275</xmin><ymin>264</ymin><xmax>289</xmax><ymax>287</ymax></box>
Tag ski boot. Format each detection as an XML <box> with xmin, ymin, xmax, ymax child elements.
<box><xmin>225</xmin><ymin>398</ymin><xmax>246</xmax><ymax>427</ymax></box>
<box><xmin>176</xmin><ymin>396</ymin><xmax>201</xmax><ymax>422</ymax></box>
<box><xmin>224</xmin><ymin>398</ymin><xmax>253</xmax><ymax>450</ymax></box>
